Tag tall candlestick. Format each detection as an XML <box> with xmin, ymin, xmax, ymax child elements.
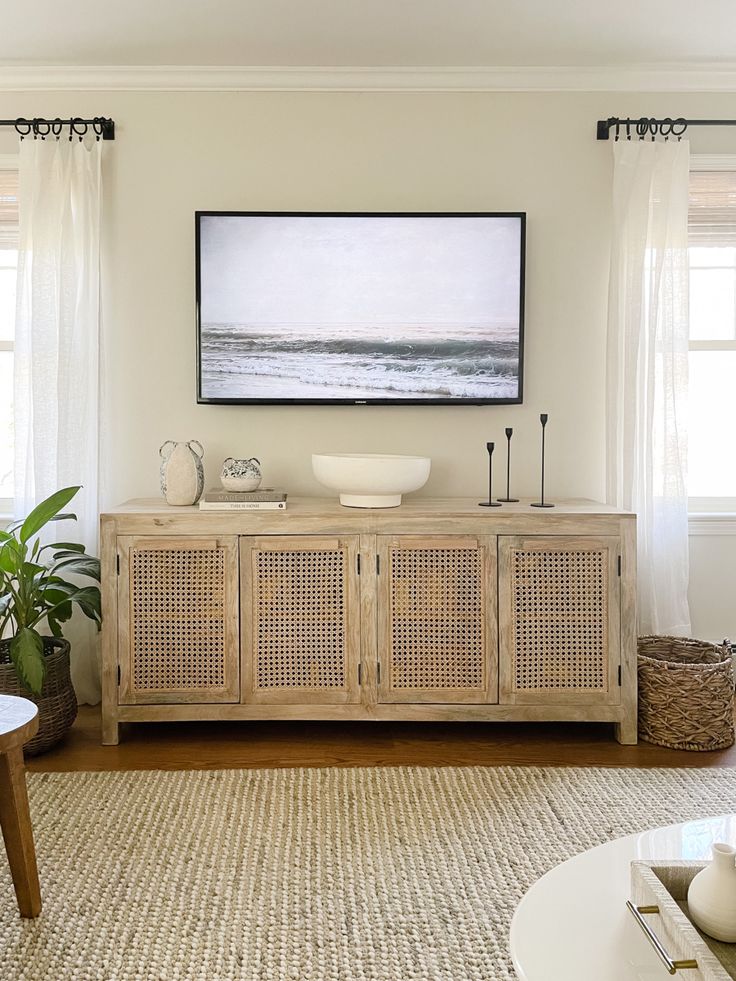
<box><xmin>497</xmin><ymin>427</ymin><xmax>519</xmax><ymax>503</ymax></box>
<box><xmin>530</xmin><ymin>414</ymin><xmax>555</xmax><ymax>508</ymax></box>
<box><xmin>479</xmin><ymin>441</ymin><xmax>502</xmax><ymax>507</ymax></box>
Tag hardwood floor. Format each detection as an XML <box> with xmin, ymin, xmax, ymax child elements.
<box><xmin>25</xmin><ymin>705</ymin><xmax>736</xmax><ymax>772</ymax></box>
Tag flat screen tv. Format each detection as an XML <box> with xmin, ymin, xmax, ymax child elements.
<box><xmin>196</xmin><ymin>211</ymin><xmax>525</xmax><ymax>405</ymax></box>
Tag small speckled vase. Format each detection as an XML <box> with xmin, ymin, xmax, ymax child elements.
<box><xmin>220</xmin><ymin>457</ymin><xmax>262</xmax><ymax>492</ymax></box>
<box><xmin>160</xmin><ymin>440</ymin><xmax>205</xmax><ymax>505</ymax></box>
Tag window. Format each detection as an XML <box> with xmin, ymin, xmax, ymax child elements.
<box><xmin>0</xmin><ymin>160</ymin><xmax>17</xmax><ymax>511</ymax></box>
<box><xmin>688</xmin><ymin>160</ymin><xmax>736</xmax><ymax>511</ymax></box>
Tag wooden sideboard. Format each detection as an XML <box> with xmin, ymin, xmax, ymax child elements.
<box><xmin>100</xmin><ymin>497</ymin><xmax>637</xmax><ymax>744</ymax></box>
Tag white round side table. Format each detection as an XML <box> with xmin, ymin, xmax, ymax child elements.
<box><xmin>0</xmin><ymin>694</ymin><xmax>41</xmax><ymax>917</ymax></box>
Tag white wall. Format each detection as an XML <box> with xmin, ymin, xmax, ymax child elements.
<box><xmin>0</xmin><ymin>87</ymin><xmax>734</xmax><ymax>640</ymax></box>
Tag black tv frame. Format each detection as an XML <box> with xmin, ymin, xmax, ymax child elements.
<box><xmin>195</xmin><ymin>211</ymin><xmax>526</xmax><ymax>406</ymax></box>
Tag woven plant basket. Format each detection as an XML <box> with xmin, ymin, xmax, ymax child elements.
<box><xmin>638</xmin><ymin>635</ymin><xmax>735</xmax><ymax>751</ymax></box>
<box><xmin>0</xmin><ymin>637</ymin><xmax>77</xmax><ymax>755</ymax></box>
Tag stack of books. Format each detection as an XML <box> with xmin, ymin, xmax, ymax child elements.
<box><xmin>198</xmin><ymin>488</ymin><xmax>288</xmax><ymax>511</ymax></box>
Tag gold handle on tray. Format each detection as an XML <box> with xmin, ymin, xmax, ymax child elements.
<box><xmin>626</xmin><ymin>900</ymin><xmax>699</xmax><ymax>975</ymax></box>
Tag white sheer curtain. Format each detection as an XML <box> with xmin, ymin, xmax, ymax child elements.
<box><xmin>606</xmin><ymin>139</ymin><xmax>692</xmax><ymax>636</ymax></box>
<box><xmin>14</xmin><ymin>137</ymin><xmax>102</xmax><ymax>703</ymax></box>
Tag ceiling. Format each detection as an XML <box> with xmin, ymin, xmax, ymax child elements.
<box><xmin>2</xmin><ymin>0</ymin><xmax>736</xmax><ymax>69</ymax></box>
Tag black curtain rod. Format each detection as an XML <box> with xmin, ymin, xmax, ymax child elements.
<box><xmin>597</xmin><ymin>116</ymin><xmax>736</xmax><ymax>141</ymax></box>
<box><xmin>0</xmin><ymin>117</ymin><xmax>115</xmax><ymax>141</ymax></box>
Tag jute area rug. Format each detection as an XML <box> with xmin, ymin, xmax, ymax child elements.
<box><xmin>2</xmin><ymin>766</ymin><xmax>736</xmax><ymax>981</ymax></box>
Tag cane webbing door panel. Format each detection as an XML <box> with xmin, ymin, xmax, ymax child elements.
<box><xmin>498</xmin><ymin>536</ymin><xmax>621</xmax><ymax>705</ymax></box>
<box><xmin>118</xmin><ymin>536</ymin><xmax>239</xmax><ymax>704</ymax></box>
<box><xmin>241</xmin><ymin>536</ymin><xmax>360</xmax><ymax>704</ymax></box>
<box><xmin>377</xmin><ymin>536</ymin><xmax>496</xmax><ymax>703</ymax></box>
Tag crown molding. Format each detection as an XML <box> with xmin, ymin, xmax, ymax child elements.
<box><xmin>2</xmin><ymin>64</ymin><xmax>736</xmax><ymax>92</ymax></box>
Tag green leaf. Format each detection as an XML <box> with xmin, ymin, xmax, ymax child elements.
<box><xmin>51</xmin><ymin>556</ymin><xmax>101</xmax><ymax>581</ymax></box>
<box><xmin>75</xmin><ymin>586</ymin><xmax>102</xmax><ymax>624</ymax></box>
<box><xmin>9</xmin><ymin>628</ymin><xmax>45</xmax><ymax>695</ymax></box>
<box><xmin>0</xmin><ymin>541</ymin><xmax>23</xmax><ymax>575</ymax></box>
<box><xmin>40</xmin><ymin>542</ymin><xmax>86</xmax><ymax>555</ymax></box>
<box><xmin>40</xmin><ymin>579</ymin><xmax>77</xmax><ymax>594</ymax></box>
<box><xmin>42</xmin><ymin>592</ymin><xmax>73</xmax><ymax>620</ymax></box>
<box><xmin>54</xmin><ymin>601</ymin><xmax>73</xmax><ymax>623</ymax></box>
<box><xmin>50</xmin><ymin>512</ymin><xmax>77</xmax><ymax>524</ymax></box>
<box><xmin>20</xmin><ymin>487</ymin><xmax>80</xmax><ymax>544</ymax></box>
<box><xmin>47</xmin><ymin>616</ymin><xmax>63</xmax><ymax>638</ymax></box>
<box><xmin>22</xmin><ymin>562</ymin><xmax>45</xmax><ymax>578</ymax></box>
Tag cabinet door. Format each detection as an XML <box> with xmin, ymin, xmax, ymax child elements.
<box><xmin>118</xmin><ymin>536</ymin><xmax>239</xmax><ymax>704</ymax></box>
<box><xmin>241</xmin><ymin>536</ymin><xmax>360</xmax><ymax>704</ymax></box>
<box><xmin>498</xmin><ymin>536</ymin><xmax>620</xmax><ymax>705</ymax></box>
<box><xmin>377</xmin><ymin>536</ymin><xmax>496</xmax><ymax>703</ymax></box>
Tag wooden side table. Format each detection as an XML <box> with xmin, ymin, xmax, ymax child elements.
<box><xmin>0</xmin><ymin>695</ymin><xmax>41</xmax><ymax>917</ymax></box>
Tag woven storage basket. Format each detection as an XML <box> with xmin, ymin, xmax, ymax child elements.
<box><xmin>0</xmin><ymin>637</ymin><xmax>77</xmax><ymax>755</ymax></box>
<box><xmin>638</xmin><ymin>635</ymin><xmax>735</xmax><ymax>751</ymax></box>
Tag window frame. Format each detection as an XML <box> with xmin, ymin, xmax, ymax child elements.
<box><xmin>688</xmin><ymin>154</ymin><xmax>736</xmax><ymax>517</ymax></box>
<box><xmin>0</xmin><ymin>152</ymin><xmax>18</xmax><ymax>517</ymax></box>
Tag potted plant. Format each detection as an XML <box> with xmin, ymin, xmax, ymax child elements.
<box><xmin>0</xmin><ymin>486</ymin><xmax>101</xmax><ymax>754</ymax></box>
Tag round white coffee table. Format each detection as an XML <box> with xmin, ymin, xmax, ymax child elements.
<box><xmin>510</xmin><ymin>813</ymin><xmax>736</xmax><ymax>980</ymax></box>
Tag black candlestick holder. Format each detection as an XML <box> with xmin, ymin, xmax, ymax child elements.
<box><xmin>530</xmin><ymin>413</ymin><xmax>555</xmax><ymax>508</ymax></box>
<box><xmin>479</xmin><ymin>441</ymin><xmax>502</xmax><ymax>507</ymax></box>
<box><xmin>497</xmin><ymin>427</ymin><xmax>519</xmax><ymax>503</ymax></box>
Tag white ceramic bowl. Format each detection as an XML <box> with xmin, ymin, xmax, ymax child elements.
<box><xmin>312</xmin><ymin>453</ymin><xmax>431</xmax><ymax>508</ymax></box>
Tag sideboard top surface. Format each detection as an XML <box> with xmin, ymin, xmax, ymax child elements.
<box><xmin>101</xmin><ymin>497</ymin><xmax>634</xmax><ymax>536</ymax></box>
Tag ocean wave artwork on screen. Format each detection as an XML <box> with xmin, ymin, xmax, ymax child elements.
<box><xmin>197</xmin><ymin>214</ymin><xmax>524</xmax><ymax>403</ymax></box>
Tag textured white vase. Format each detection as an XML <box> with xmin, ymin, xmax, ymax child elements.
<box><xmin>159</xmin><ymin>440</ymin><xmax>205</xmax><ymax>506</ymax></box>
<box><xmin>688</xmin><ymin>842</ymin><xmax>736</xmax><ymax>941</ymax></box>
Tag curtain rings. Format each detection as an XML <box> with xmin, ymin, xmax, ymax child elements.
<box><xmin>633</xmin><ymin>116</ymin><xmax>688</xmax><ymax>142</ymax></box>
<box><xmin>671</xmin><ymin>117</ymin><xmax>688</xmax><ymax>140</ymax></box>
<box><xmin>14</xmin><ymin>117</ymin><xmax>32</xmax><ymax>140</ymax></box>
<box><xmin>33</xmin><ymin>118</ymin><xmax>51</xmax><ymax>140</ymax></box>
<box><xmin>10</xmin><ymin>115</ymin><xmax>114</xmax><ymax>143</ymax></box>
<box><xmin>69</xmin><ymin>117</ymin><xmax>87</xmax><ymax>142</ymax></box>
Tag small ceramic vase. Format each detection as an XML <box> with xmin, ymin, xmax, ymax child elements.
<box><xmin>688</xmin><ymin>842</ymin><xmax>736</xmax><ymax>941</ymax></box>
<box><xmin>220</xmin><ymin>457</ymin><xmax>262</xmax><ymax>492</ymax></box>
<box><xmin>160</xmin><ymin>440</ymin><xmax>205</xmax><ymax>505</ymax></box>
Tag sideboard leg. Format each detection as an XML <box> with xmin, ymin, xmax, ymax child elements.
<box><xmin>614</xmin><ymin>717</ymin><xmax>638</xmax><ymax>745</ymax></box>
<box><xmin>101</xmin><ymin>715</ymin><xmax>120</xmax><ymax>746</ymax></box>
